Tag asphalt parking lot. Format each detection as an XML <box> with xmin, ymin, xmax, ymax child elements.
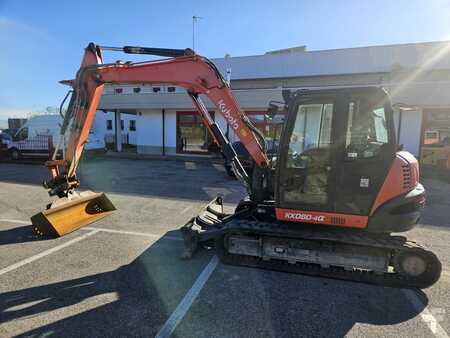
<box><xmin>0</xmin><ymin>157</ymin><xmax>449</xmax><ymax>337</ymax></box>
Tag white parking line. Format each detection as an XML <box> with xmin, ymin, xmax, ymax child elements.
<box><xmin>180</xmin><ymin>206</ymin><xmax>191</xmax><ymax>214</ymax></box>
<box><xmin>84</xmin><ymin>226</ymin><xmax>182</xmax><ymax>241</ymax></box>
<box><xmin>0</xmin><ymin>229</ymin><xmax>100</xmax><ymax>276</ymax></box>
<box><xmin>0</xmin><ymin>219</ymin><xmax>183</xmax><ymax>241</ymax></box>
<box><xmin>402</xmin><ymin>289</ymin><xmax>449</xmax><ymax>338</ymax></box>
<box><xmin>156</xmin><ymin>255</ymin><xmax>219</xmax><ymax>338</ymax></box>
<box><xmin>0</xmin><ymin>218</ymin><xmax>30</xmax><ymax>225</ymax></box>
<box><xmin>442</xmin><ymin>270</ymin><xmax>450</xmax><ymax>280</ymax></box>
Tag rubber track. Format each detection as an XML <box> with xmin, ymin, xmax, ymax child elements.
<box><xmin>214</xmin><ymin>219</ymin><xmax>441</xmax><ymax>289</ymax></box>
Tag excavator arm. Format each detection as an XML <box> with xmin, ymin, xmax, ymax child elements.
<box><xmin>32</xmin><ymin>43</ymin><xmax>269</xmax><ymax>237</ymax></box>
<box><xmin>47</xmin><ymin>43</ymin><xmax>268</xmax><ymax>193</ymax></box>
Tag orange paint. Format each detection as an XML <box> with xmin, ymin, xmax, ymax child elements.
<box><xmin>66</xmin><ymin>44</ymin><xmax>104</xmax><ymax>177</ymax></box>
<box><xmin>370</xmin><ymin>151</ymin><xmax>419</xmax><ymax>215</ymax></box>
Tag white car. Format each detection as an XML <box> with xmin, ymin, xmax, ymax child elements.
<box><xmin>85</xmin><ymin>132</ymin><xmax>107</xmax><ymax>153</ymax></box>
<box><xmin>8</xmin><ymin>115</ymin><xmax>106</xmax><ymax>160</ymax></box>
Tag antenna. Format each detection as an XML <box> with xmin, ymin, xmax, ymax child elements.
<box><xmin>192</xmin><ymin>15</ymin><xmax>203</xmax><ymax>51</ymax></box>
<box><xmin>226</xmin><ymin>68</ymin><xmax>232</xmax><ymax>86</ymax></box>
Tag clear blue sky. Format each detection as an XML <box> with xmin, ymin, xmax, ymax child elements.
<box><xmin>1</xmin><ymin>0</ymin><xmax>450</xmax><ymax>119</ymax></box>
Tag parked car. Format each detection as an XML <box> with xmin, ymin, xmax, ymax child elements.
<box><xmin>224</xmin><ymin>139</ymin><xmax>279</xmax><ymax>177</ymax></box>
<box><xmin>7</xmin><ymin>114</ymin><xmax>106</xmax><ymax>160</ymax></box>
<box><xmin>0</xmin><ymin>132</ymin><xmax>13</xmax><ymax>158</ymax></box>
<box><xmin>0</xmin><ymin>128</ymin><xmax>19</xmax><ymax>139</ymax></box>
<box><xmin>84</xmin><ymin>131</ymin><xmax>108</xmax><ymax>155</ymax></box>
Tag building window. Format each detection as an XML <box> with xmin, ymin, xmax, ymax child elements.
<box><xmin>421</xmin><ymin>110</ymin><xmax>450</xmax><ymax>168</ymax></box>
<box><xmin>129</xmin><ymin>120</ymin><xmax>136</xmax><ymax>131</ymax></box>
<box><xmin>106</xmin><ymin>120</ymin><xmax>113</xmax><ymax>130</ymax></box>
<box><xmin>120</xmin><ymin>120</ymin><xmax>124</xmax><ymax>130</ymax></box>
<box><xmin>115</xmin><ymin>88</ymin><xmax>123</xmax><ymax>94</ymax></box>
<box><xmin>167</xmin><ymin>86</ymin><xmax>176</xmax><ymax>93</ymax></box>
<box><xmin>152</xmin><ymin>87</ymin><xmax>161</xmax><ymax>93</ymax></box>
<box><xmin>133</xmin><ymin>87</ymin><xmax>141</xmax><ymax>93</ymax></box>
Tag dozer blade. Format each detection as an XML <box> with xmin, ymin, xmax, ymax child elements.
<box><xmin>31</xmin><ymin>191</ymin><xmax>116</xmax><ymax>237</ymax></box>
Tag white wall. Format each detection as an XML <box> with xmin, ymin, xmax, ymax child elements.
<box><xmin>399</xmin><ymin>110</ymin><xmax>422</xmax><ymax>157</ymax></box>
<box><xmin>136</xmin><ymin>108</ymin><xmax>269</xmax><ymax>154</ymax></box>
<box><xmin>393</xmin><ymin>109</ymin><xmax>422</xmax><ymax>157</ymax></box>
<box><xmin>164</xmin><ymin>110</ymin><xmax>177</xmax><ymax>148</ymax></box>
<box><xmin>136</xmin><ymin>109</ymin><xmax>243</xmax><ymax>154</ymax></box>
<box><xmin>93</xmin><ymin>111</ymin><xmax>107</xmax><ymax>138</ymax></box>
<box><xmin>99</xmin><ymin>107</ymin><xmax>425</xmax><ymax>158</ymax></box>
<box><xmin>137</xmin><ymin>109</ymin><xmax>163</xmax><ymax>149</ymax></box>
<box><xmin>102</xmin><ymin>111</ymin><xmax>137</xmax><ymax>145</ymax></box>
<box><xmin>136</xmin><ymin>109</ymin><xmax>177</xmax><ymax>154</ymax></box>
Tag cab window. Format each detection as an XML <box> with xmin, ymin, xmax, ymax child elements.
<box><xmin>286</xmin><ymin>103</ymin><xmax>333</xmax><ymax>168</ymax></box>
<box><xmin>345</xmin><ymin>100</ymin><xmax>389</xmax><ymax>159</ymax></box>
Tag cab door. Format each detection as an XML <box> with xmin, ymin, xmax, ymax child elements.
<box><xmin>334</xmin><ymin>92</ymin><xmax>396</xmax><ymax>216</ymax></box>
<box><xmin>276</xmin><ymin>94</ymin><xmax>344</xmax><ymax>212</ymax></box>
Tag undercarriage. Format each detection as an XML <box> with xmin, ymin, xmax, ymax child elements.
<box><xmin>181</xmin><ymin>196</ymin><xmax>441</xmax><ymax>289</ymax></box>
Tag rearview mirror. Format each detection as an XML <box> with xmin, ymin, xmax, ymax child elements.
<box><xmin>266</xmin><ymin>103</ymin><xmax>278</xmax><ymax>119</ymax></box>
<box><xmin>392</xmin><ymin>102</ymin><xmax>419</xmax><ymax>111</ymax></box>
<box><xmin>266</xmin><ymin>100</ymin><xmax>285</xmax><ymax>120</ymax></box>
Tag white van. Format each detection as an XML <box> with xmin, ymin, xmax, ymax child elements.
<box><xmin>9</xmin><ymin>114</ymin><xmax>106</xmax><ymax>160</ymax></box>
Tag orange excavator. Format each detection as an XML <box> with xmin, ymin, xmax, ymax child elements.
<box><xmin>31</xmin><ymin>43</ymin><xmax>441</xmax><ymax>288</ymax></box>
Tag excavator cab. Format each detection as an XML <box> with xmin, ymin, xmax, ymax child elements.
<box><xmin>276</xmin><ymin>87</ymin><xmax>397</xmax><ymax>224</ymax></box>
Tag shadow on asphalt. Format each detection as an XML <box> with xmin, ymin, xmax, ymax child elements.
<box><xmin>0</xmin><ymin>157</ymin><xmax>244</xmax><ymax>204</ymax></box>
<box><xmin>420</xmin><ymin>178</ymin><xmax>450</xmax><ymax>229</ymax></box>
<box><xmin>178</xmin><ymin>264</ymin><xmax>431</xmax><ymax>338</ymax></box>
<box><xmin>0</xmin><ymin>162</ymin><xmax>47</xmax><ymax>186</ymax></box>
<box><xmin>77</xmin><ymin>158</ymin><xmax>243</xmax><ymax>204</ymax></box>
<box><xmin>0</xmin><ymin>230</ymin><xmax>211</xmax><ymax>337</ymax></box>
<box><xmin>0</xmin><ymin>229</ymin><xmax>428</xmax><ymax>337</ymax></box>
<box><xmin>1</xmin><ymin>262</ymin><xmax>170</xmax><ymax>336</ymax></box>
<box><xmin>0</xmin><ymin>224</ymin><xmax>47</xmax><ymax>245</ymax></box>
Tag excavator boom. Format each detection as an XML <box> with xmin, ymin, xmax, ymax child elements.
<box><xmin>32</xmin><ymin>43</ymin><xmax>269</xmax><ymax>237</ymax></box>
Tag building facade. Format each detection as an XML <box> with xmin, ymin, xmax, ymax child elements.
<box><xmin>97</xmin><ymin>41</ymin><xmax>450</xmax><ymax>165</ymax></box>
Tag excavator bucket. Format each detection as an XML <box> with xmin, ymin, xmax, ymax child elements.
<box><xmin>31</xmin><ymin>191</ymin><xmax>116</xmax><ymax>237</ymax></box>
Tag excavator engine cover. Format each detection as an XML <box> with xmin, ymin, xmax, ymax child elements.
<box><xmin>31</xmin><ymin>191</ymin><xmax>115</xmax><ymax>237</ymax></box>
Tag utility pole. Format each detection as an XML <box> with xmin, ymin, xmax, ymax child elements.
<box><xmin>192</xmin><ymin>15</ymin><xmax>203</xmax><ymax>51</ymax></box>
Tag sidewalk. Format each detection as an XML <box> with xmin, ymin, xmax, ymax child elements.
<box><xmin>103</xmin><ymin>150</ymin><xmax>225</xmax><ymax>164</ymax></box>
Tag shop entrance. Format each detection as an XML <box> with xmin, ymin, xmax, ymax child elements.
<box><xmin>176</xmin><ymin>111</ymin><xmax>215</xmax><ymax>154</ymax></box>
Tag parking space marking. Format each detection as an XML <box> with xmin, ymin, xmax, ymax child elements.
<box><xmin>0</xmin><ymin>218</ymin><xmax>30</xmax><ymax>225</ymax></box>
<box><xmin>0</xmin><ymin>229</ymin><xmax>100</xmax><ymax>276</ymax></box>
<box><xmin>156</xmin><ymin>255</ymin><xmax>219</xmax><ymax>338</ymax></box>
<box><xmin>402</xmin><ymin>289</ymin><xmax>449</xmax><ymax>338</ymax></box>
<box><xmin>2</xmin><ymin>218</ymin><xmax>449</xmax><ymax>337</ymax></box>
<box><xmin>83</xmin><ymin>227</ymin><xmax>183</xmax><ymax>241</ymax></box>
<box><xmin>0</xmin><ymin>219</ymin><xmax>183</xmax><ymax>241</ymax></box>
<box><xmin>180</xmin><ymin>206</ymin><xmax>191</xmax><ymax>214</ymax></box>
